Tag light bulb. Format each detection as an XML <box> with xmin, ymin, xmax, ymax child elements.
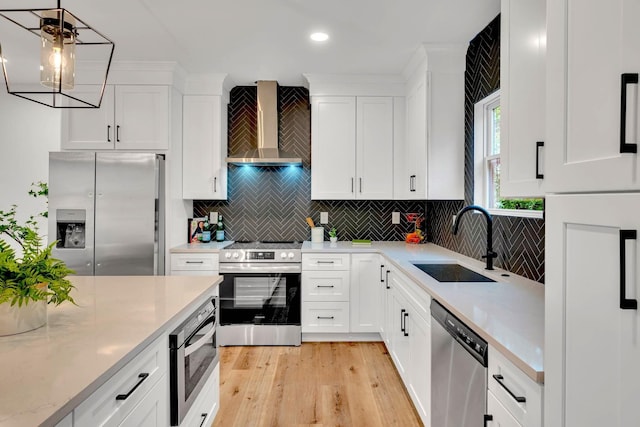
<box><xmin>40</xmin><ymin>10</ymin><xmax>76</xmax><ymax>90</ymax></box>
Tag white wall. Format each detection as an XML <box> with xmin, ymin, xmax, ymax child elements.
<box><xmin>0</xmin><ymin>91</ymin><xmax>61</xmax><ymax>245</ymax></box>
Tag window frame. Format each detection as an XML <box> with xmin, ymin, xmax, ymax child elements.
<box><xmin>473</xmin><ymin>90</ymin><xmax>543</xmax><ymax>219</ymax></box>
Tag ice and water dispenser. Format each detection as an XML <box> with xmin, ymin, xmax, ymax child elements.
<box><xmin>55</xmin><ymin>209</ymin><xmax>86</xmax><ymax>249</ymax></box>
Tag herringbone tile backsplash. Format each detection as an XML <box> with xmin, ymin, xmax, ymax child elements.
<box><xmin>194</xmin><ymin>17</ymin><xmax>545</xmax><ymax>284</ymax></box>
<box><xmin>194</xmin><ymin>86</ymin><xmax>424</xmax><ymax>243</ymax></box>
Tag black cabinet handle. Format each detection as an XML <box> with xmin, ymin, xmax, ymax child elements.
<box><xmin>620</xmin><ymin>229</ymin><xmax>638</xmax><ymax>310</ymax></box>
<box><xmin>484</xmin><ymin>414</ymin><xmax>493</xmax><ymax>426</ymax></box>
<box><xmin>186</xmin><ymin>261</ymin><xmax>204</xmax><ymax>264</ymax></box>
<box><xmin>359</xmin><ymin>177</ymin><xmax>363</xmax><ymax>193</ymax></box>
<box><xmin>116</xmin><ymin>125</ymin><xmax>121</xmax><ymax>142</ymax></box>
<box><xmin>535</xmin><ymin>141</ymin><xmax>544</xmax><ymax>179</ymax></box>
<box><xmin>410</xmin><ymin>175</ymin><xmax>416</xmax><ymax>192</ymax></box>
<box><xmin>115</xmin><ymin>373</ymin><xmax>149</xmax><ymax>400</ymax></box>
<box><xmin>316</xmin><ymin>285</ymin><xmax>335</xmax><ymax>288</ymax></box>
<box><xmin>385</xmin><ymin>270</ymin><xmax>390</xmax><ymax>289</ymax></box>
<box><xmin>351</xmin><ymin>177</ymin><xmax>354</xmax><ymax>193</ymax></box>
<box><xmin>403</xmin><ymin>312</ymin><xmax>409</xmax><ymax>336</ymax></box>
<box><xmin>199</xmin><ymin>413</ymin><xmax>208</xmax><ymax>427</ymax></box>
<box><xmin>492</xmin><ymin>374</ymin><xmax>526</xmax><ymax>403</ymax></box>
<box><xmin>213</xmin><ymin>177</ymin><xmax>217</xmax><ymax>193</ymax></box>
<box><xmin>107</xmin><ymin>125</ymin><xmax>111</xmax><ymax>142</ymax></box>
<box><xmin>380</xmin><ymin>264</ymin><xmax>385</xmax><ymax>282</ymax></box>
<box><xmin>317</xmin><ymin>316</ymin><xmax>335</xmax><ymax>320</ymax></box>
<box><xmin>620</xmin><ymin>73</ymin><xmax>639</xmax><ymax>153</ymax></box>
<box><xmin>400</xmin><ymin>309</ymin><xmax>406</xmax><ymax>333</ymax></box>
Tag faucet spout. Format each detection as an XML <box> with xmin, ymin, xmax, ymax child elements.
<box><xmin>452</xmin><ymin>205</ymin><xmax>497</xmax><ymax>270</ymax></box>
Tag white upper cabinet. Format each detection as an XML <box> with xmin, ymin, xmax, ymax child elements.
<box><xmin>500</xmin><ymin>0</ymin><xmax>546</xmax><ymax>197</ymax></box>
<box><xmin>311</xmin><ymin>96</ymin><xmax>394</xmax><ymax>200</ymax></box>
<box><xmin>311</xmin><ymin>96</ymin><xmax>357</xmax><ymax>199</ymax></box>
<box><xmin>182</xmin><ymin>95</ymin><xmax>228</xmax><ymax>200</ymax></box>
<box><xmin>546</xmin><ymin>0</ymin><xmax>640</xmax><ymax>192</ymax></box>
<box><xmin>395</xmin><ymin>46</ymin><xmax>465</xmax><ymax>200</ymax></box>
<box><xmin>62</xmin><ymin>85</ymin><xmax>169</xmax><ymax>151</ymax></box>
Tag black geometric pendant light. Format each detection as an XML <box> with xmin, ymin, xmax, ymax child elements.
<box><xmin>0</xmin><ymin>1</ymin><xmax>114</xmax><ymax>108</ymax></box>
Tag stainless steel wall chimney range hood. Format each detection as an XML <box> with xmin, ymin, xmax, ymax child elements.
<box><xmin>225</xmin><ymin>80</ymin><xmax>302</xmax><ymax>166</ymax></box>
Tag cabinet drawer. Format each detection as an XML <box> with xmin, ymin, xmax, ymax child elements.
<box><xmin>302</xmin><ymin>302</ymin><xmax>350</xmax><ymax>333</ymax></box>
<box><xmin>180</xmin><ymin>363</ymin><xmax>220</xmax><ymax>427</ymax></box>
<box><xmin>74</xmin><ymin>335</ymin><xmax>167</xmax><ymax>427</ymax></box>
<box><xmin>488</xmin><ymin>346</ymin><xmax>543</xmax><ymax>427</ymax></box>
<box><xmin>171</xmin><ymin>253</ymin><xmax>219</xmax><ymax>271</ymax></box>
<box><xmin>302</xmin><ymin>271</ymin><xmax>350</xmax><ymax>301</ymax></box>
<box><xmin>302</xmin><ymin>253</ymin><xmax>350</xmax><ymax>270</ymax></box>
<box><xmin>488</xmin><ymin>390</ymin><xmax>522</xmax><ymax>427</ymax></box>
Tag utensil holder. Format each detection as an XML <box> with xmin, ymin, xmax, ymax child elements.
<box><xmin>311</xmin><ymin>227</ymin><xmax>324</xmax><ymax>243</ymax></box>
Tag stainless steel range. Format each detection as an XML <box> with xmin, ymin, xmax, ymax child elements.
<box><xmin>218</xmin><ymin>241</ymin><xmax>302</xmax><ymax>346</ymax></box>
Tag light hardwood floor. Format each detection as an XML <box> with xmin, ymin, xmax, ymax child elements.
<box><xmin>213</xmin><ymin>342</ymin><xmax>423</xmax><ymax>427</ymax></box>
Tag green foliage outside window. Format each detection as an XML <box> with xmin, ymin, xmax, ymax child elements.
<box><xmin>498</xmin><ymin>198</ymin><xmax>544</xmax><ymax>211</ymax></box>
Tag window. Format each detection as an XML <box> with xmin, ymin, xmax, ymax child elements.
<box><xmin>474</xmin><ymin>91</ymin><xmax>543</xmax><ymax>218</ymax></box>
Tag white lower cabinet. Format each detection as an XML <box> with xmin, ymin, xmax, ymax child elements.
<box><xmin>179</xmin><ymin>364</ymin><xmax>220</xmax><ymax>427</ymax></box>
<box><xmin>170</xmin><ymin>253</ymin><xmax>219</xmax><ymax>276</ymax></box>
<box><xmin>386</xmin><ymin>266</ymin><xmax>431</xmax><ymax>425</ymax></box>
<box><xmin>350</xmin><ymin>253</ymin><xmax>383</xmax><ymax>333</ymax></box>
<box><xmin>488</xmin><ymin>391</ymin><xmax>521</xmax><ymax>427</ymax></box>
<box><xmin>302</xmin><ymin>253</ymin><xmax>351</xmax><ymax>334</ymax></box>
<box><xmin>546</xmin><ymin>193</ymin><xmax>640</xmax><ymax>427</ymax></box>
<box><xmin>118</xmin><ymin>374</ymin><xmax>167</xmax><ymax>427</ymax></box>
<box><xmin>487</xmin><ymin>345</ymin><xmax>542</xmax><ymax>427</ymax></box>
<box><xmin>74</xmin><ymin>334</ymin><xmax>167</xmax><ymax>427</ymax></box>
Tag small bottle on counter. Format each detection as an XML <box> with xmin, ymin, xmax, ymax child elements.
<box><xmin>202</xmin><ymin>218</ymin><xmax>211</xmax><ymax>242</ymax></box>
<box><xmin>216</xmin><ymin>214</ymin><xmax>225</xmax><ymax>242</ymax></box>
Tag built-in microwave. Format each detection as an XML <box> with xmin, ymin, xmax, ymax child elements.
<box><xmin>169</xmin><ymin>296</ymin><xmax>218</xmax><ymax>426</ymax></box>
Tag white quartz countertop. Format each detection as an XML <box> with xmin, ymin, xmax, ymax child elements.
<box><xmin>170</xmin><ymin>241</ymin><xmax>233</xmax><ymax>253</ymax></box>
<box><xmin>0</xmin><ymin>275</ymin><xmax>222</xmax><ymax>427</ymax></box>
<box><xmin>302</xmin><ymin>241</ymin><xmax>544</xmax><ymax>383</ymax></box>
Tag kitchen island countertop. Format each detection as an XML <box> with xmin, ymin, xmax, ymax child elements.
<box><xmin>0</xmin><ymin>275</ymin><xmax>221</xmax><ymax>427</ymax></box>
<box><xmin>303</xmin><ymin>241</ymin><xmax>544</xmax><ymax>383</ymax></box>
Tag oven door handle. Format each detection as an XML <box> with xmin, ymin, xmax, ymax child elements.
<box><xmin>185</xmin><ymin>317</ymin><xmax>216</xmax><ymax>357</ymax></box>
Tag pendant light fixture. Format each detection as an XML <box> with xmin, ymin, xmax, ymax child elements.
<box><xmin>0</xmin><ymin>1</ymin><xmax>114</xmax><ymax>108</ymax></box>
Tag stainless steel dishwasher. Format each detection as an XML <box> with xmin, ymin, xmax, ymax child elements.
<box><xmin>431</xmin><ymin>299</ymin><xmax>489</xmax><ymax>427</ymax></box>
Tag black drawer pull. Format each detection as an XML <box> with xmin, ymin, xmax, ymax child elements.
<box><xmin>492</xmin><ymin>374</ymin><xmax>526</xmax><ymax>403</ymax></box>
<box><xmin>484</xmin><ymin>414</ymin><xmax>493</xmax><ymax>426</ymax></box>
<box><xmin>107</xmin><ymin>125</ymin><xmax>111</xmax><ymax>142</ymax></box>
<box><xmin>316</xmin><ymin>285</ymin><xmax>335</xmax><ymax>288</ymax></box>
<box><xmin>186</xmin><ymin>261</ymin><xmax>204</xmax><ymax>264</ymax></box>
<box><xmin>116</xmin><ymin>125</ymin><xmax>121</xmax><ymax>142</ymax></box>
<box><xmin>317</xmin><ymin>316</ymin><xmax>334</xmax><ymax>320</ymax></box>
<box><xmin>380</xmin><ymin>264</ymin><xmax>385</xmax><ymax>282</ymax></box>
<box><xmin>620</xmin><ymin>73</ymin><xmax>639</xmax><ymax>153</ymax></box>
<box><xmin>317</xmin><ymin>260</ymin><xmax>335</xmax><ymax>264</ymax></box>
<box><xmin>403</xmin><ymin>312</ymin><xmax>409</xmax><ymax>336</ymax></box>
<box><xmin>620</xmin><ymin>230</ymin><xmax>638</xmax><ymax>310</ymax></box>
<box><xmin>535</xmin><ymin>141</ymin><xmax>544</xmax><ymax>179</ymax></box>
<box><xmin>400</xmin><ymin>309</ymin><xmax>406</xmax><ymax>332</ymax></box>
<box><xmin>115</xmin><ymin>373</ymin><xmax>149</xmax><ymax>401</ymax></box>
<box><xmin>199</xmin><ymin>413</ymin><xmax>208</xmax><ymax>427</ymax></box>
<box><xmin>385</xmin><ymin>270</ymin><xmax>390</xmax><ymax>289</ymax></box>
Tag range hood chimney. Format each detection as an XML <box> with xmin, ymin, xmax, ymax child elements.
<box><xmin>226</xmin><ymin>80</ymin><xmax>302</xmax><ymax>166</ymax></box>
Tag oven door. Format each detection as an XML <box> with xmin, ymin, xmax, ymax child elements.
<box><xmin>219</xmin><ymin>269</ymin><xmax>301</xmax><ymax>326</ymax></box>
<box><xmin>170</xmin><ymin>309</ymin><xmax>218</xmax><ymax>425</ymax></box>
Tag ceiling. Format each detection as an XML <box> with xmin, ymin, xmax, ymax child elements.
<box><xmin>0</xmin><ymin>0</ymin><xmax>500</xmax><ymax>86</ymax></box>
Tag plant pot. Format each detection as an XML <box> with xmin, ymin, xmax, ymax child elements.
<box><xmin>0</xmin><ymin>299</ymin><xmax>47</xmax><ymax>336</ymax></box>
<box><xmin>330</xmin><ymin>236</ymin><xmax>338</xmax><ymax>243</ymax></box>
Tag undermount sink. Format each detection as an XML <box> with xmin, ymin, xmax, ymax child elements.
<box><xmin>412</xmin><ymin>263</ymin><xmax>495</xmax><ymax>283</ymax></box>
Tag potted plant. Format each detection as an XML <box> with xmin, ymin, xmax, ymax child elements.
<box><xmin>0</xmin><ymin>182</ymin><xmax>75</xmax><ymax>336</ymax></box>
<box><xmin>328</xmin><ymin>227</ymin><xmax>338</xmax><ymax>243</ymax></box>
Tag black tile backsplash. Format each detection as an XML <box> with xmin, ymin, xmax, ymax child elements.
<box><xmin>194</xmin><ymin>86</ymin><xmax>424</xmax><ymax>242</ymax></box>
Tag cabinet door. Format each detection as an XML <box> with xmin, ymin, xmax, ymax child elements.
<box><xmin>487</xmin><ymin>391</ymin><xmax>522</xmax><ymax>427</ymax></box>
<box><xmin>500</xmin><ymin>0</ymin><xmax>546</xmax><ymax>197</ymax></box>
<box><xmin>389</xmin><ymin>285</ymin><xmax>410</xmax><ymax>381</ymax></box>
<box><xmin>546</xmin><ymin>193</ymin><xmax>640</xmax><ymax>427</ymax></box>
<box><xmin>311</xmin><ymin>96</ymin><xmax>356</xmax><ymax>199</ymax></box>
<box><xmin>183</xmin><ymin>95</ymin><xmax>227</xmax><ymax>199</ymax></box>
<box><xmin>114</xmin><ymin>86</ymin><xmax>169</xmax><ymax>150</ymax></box>
<box><xmin>546</xmin><ymin>0</ymin><xmax>640</xmax><ymax>192</ymax></box>
<box><xmin>118</xmin><ymin>374</ymin><xmax>167</xmax><ymax>427</ymax></box>
<box><xmin>404</xmin><ymin>74</ymin><xmax>427</xmax><ymax>199</ymax></box>
<box><xmin>350</xmin><ymin>253</ymin><xmax>382</xmax><ymax>333</ymax></box>
<box><xmin>356</xmin><ymin>97</ymin><xmax>393</xmax><ymax>199</ymax></box>
<box><xmin>407</xmin><ymin>309</ymin><xmax>430</xmax><ymax>424</ymax></box>
<box><xmin>61</xmin><ymin>85</ymin><xmax>115</xmax><ymax>150</ymax></box>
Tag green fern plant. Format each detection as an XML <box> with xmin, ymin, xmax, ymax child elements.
<box><xmin>0</xmin><ymin>183</ymin><xmax>75</xmax><ymax>307</ymax></box>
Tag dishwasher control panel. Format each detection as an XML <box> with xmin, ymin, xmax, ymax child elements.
<box><xmin>432</xmin><ymin>299</ymin><xmax>488</xmax><ymax>366</ymax></box>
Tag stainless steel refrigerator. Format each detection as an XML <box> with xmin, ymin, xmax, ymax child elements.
<box><xmin>48</xmin><ymin>152</ymin><xmax>165</xmax><ymax>276</ymax></box>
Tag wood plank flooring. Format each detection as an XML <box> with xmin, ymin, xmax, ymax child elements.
<box><xmin>213</xmin><ymin>342</ymin><xmax>423</xmax><ymax>427</ymax></box>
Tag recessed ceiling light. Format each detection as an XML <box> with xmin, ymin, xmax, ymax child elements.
<box><xmin>310</xmin><ymin>32</ymin><xmax>329</xmax><ymax>42</ymax></box>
